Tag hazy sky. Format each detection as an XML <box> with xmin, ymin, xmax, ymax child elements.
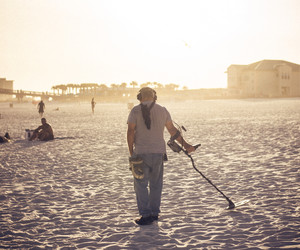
<box><xmin>1</xmin><ymin>0</ymin><xmax>300</xmax><ymax>91</ymax></box>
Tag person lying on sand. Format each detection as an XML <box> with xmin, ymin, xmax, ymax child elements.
<box><xmin>0</xmin><ymin>132</ymin><xmax>11</xmax><ymax>143</ymax></box>
<box><xmin>30</xmin><ymin>118</ymin><xmax>54</xmax><ymax>141</ymax></box>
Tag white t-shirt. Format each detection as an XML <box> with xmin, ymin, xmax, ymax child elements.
<box><xmin>127</xmin><ymin>101</ymin><xmax>172</xmax><ymax>154</ymax></box>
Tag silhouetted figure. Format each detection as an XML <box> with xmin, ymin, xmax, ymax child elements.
<box><xmin>38</xmin><ymin>100</ymin><xmax>45</xmax><ymax>117</ymax></box>
<box><xmin>30</xmin><ymin>118</ymin><xmax>54</xmax><ymax>141</ymax></box>
<box><xmin>91</xmin><ymin>98</ymin><xmax>96</xmax><ymax>114</ymax></box>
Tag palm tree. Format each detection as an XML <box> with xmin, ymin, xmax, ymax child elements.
<box><xmin>97</xmin><ymin>84</ymin><xmax>108</xmax><ymax>97</ymax></box>
<box><xmin>53</xmin><ymin>84</ymin><xmax>67</xmax><ymax>95</ymax></box>
<box><xmin>120</xmin><ymin>82</ymin><xmax>127</xmax><ymax>89</ymax></box>
<box><xmin>140</xmin><ymin>82</ymin><xmax>152</xmax><ymax>88</ymax></box>
<box><xmin>74</xmin><ymin>84</ymin><xmax>81</xmax><ymax>94</ymax></box>
<box><xmin>152</xmin><ymin>82</ymin><xmax>163</xmax><ymax>89</ymax></box>
<box><xmin>130</xmin><ymin>81</ymin><xmax>138</xmax><ymax>88</ymax></box>
<box><xmin>156</xmin><ymin>83</ymin><xmax>164</xmax><ymax>89</ymax></box>
<box><xmin>66</xmin><ymin>83</ymin><xmax>76</xmax><ymax>95</ymax></box>
<box><xmin>165</xmin><ymin>83</ymin><xmax>179</xmax><ymax>91</ymax></box>
<box><xmin>110</xmin><ymin>83</ymin><xmax>118</xmax><ymax>90</ymax></box>
<box><xmin>99</xmin><ymin>84</ymin><xmax>108</xmax><ymax>90</ymax></box>
<box><xmin>80</xmin><ymin>83</ymin><xmax>99</xmax><ymax>95</ymax></box>
<box><xmin>60</xmin><ymin>85</ymin><xmax>68</xmax><ymax>95</ymax></box>
<box><xmin>51</xmin><ymin>85</ymin><xmax>58</xmax><ymax>95</ymax></box>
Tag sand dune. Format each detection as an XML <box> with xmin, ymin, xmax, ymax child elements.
<box><xmin>0</xmin><ymin>99</ymin><xmax>299</xmax><ymax>249</ymax></box>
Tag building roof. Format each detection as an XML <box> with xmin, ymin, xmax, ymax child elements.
<box><xmin>248</xmin><ymin>60</ymin><xmax>300</xmax><ymax>71</ymax></box>
<box><xmin>229</xmin><ymin>60</ymin><xmax>300</xmax><ymax>72</ymax></box>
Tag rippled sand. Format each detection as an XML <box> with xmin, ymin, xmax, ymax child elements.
<box><xmin>0</xmin><ymin>99</ymin><xmax>299</xmax><ymax>249</ymax></box>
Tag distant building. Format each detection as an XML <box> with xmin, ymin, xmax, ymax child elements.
<box><xmin>0</xmin><ymin>78</ymin><xmax>13</xmax><ymax>90</ymax></box>
<box><xmin>227</xmin><ymin>60</ymin><xmax>300</xmax><ymax>97</ymax></box>
<box><xmin>0</xmin><ymin>78</ymin><xmax>14</xmax><ymax>101</ymax></box>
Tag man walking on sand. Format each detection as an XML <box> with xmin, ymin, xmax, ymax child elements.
<box><xmin>91</xmin><ymin>98</ymin><xmax>96</xmax><ymax>114</ymax></box>
<box><xmin>127</xmin><ymin>87</ymin><xmax>195</xmax><ymax>225</ymax></box>
<box><xmin>38</xmin><ymin>100</ymin><xmax>45</xmax><ymax>117</ymax></box>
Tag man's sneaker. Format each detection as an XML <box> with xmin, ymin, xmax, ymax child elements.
<box><xmin>135</xmin><ymin>216</ymin><xmax>153</xmax><ymax>225</ymax></box>
<box><xmin>151</xmin><ymin>215</ymin><xmax>159</xmax><ymax>221</ymax></box>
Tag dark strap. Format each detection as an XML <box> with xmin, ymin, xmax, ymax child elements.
<box><xmin>170</xmin><ymin>130</ymin><xmax>181</xmax><ymax>141</ymax></box>
<box><xmin>140</xmin><ymin>102</ymin><xmax>155</xmax><ymax>129</ymax></box>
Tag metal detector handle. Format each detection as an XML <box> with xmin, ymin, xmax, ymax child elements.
<box><xmin>183</xmin><ymin>143</ymin><xmax>201</xmax><ymax>156</ymax></box>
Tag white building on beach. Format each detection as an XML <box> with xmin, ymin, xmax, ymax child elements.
<box><xmin>0</xmin><ymin>77</ymin><xmax>14</xmax><ymax>101</ymax></box>
<box><xmin>227</xmin><ymin>60</ymin><xmax>300</xmax><ymax>97</ymax></box>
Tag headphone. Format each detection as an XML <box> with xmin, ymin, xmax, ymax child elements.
<box><xmin>137</xmin><ymin>87</ymin><xmax>157</xmax><ymax>101</ymax></box>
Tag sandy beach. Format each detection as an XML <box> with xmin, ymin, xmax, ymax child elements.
<box><xmin>0</xmin><ymin>98</ymin><xmax>299</xmax><ymax>249</ymax></box>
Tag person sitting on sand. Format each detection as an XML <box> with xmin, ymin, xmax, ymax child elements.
<box><xmin>30</xmin><ymin>118</ymin><xmax>54</xmax><ymax>141</ymax></box>
<box><xmin>0</xmin><ymin>132</ymin><xmax>11</xmax><ymax>143</ymax></box>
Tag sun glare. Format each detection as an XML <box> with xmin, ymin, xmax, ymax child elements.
<box><xmin>1</xmin><ymin>0</ymin><xmax>300</xmax><ymax>91</ymax></box>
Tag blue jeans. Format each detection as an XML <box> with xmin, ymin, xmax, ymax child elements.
<box><xmin>134</xmin><ymin>153</ymin><xmax>164</xmax><ymax>217</ymax></box>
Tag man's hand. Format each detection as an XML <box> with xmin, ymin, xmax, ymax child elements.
<box><xmin>185</xmin><ymin>144</ymin><xmax>196</xmax><ymax>154</ymax></box>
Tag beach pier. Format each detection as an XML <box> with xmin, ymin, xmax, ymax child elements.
<box><xmin>0</xmin><ymin>88</ymin><xmax>60</xmax><ymax>102</ymax></box>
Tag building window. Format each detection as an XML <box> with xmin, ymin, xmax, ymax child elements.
<box><xmin>281</xmin><ymin>73</ymin><xmax>290</xmax><ymax>80</ymax></box>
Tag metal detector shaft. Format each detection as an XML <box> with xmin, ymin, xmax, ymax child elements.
<box><xmin>183</xmin><ymin>145</ymin><xmax>235</xmax><ymax>209</ymax></box>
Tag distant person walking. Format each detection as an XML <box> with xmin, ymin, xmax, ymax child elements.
<box><xmin>30</xmin><ymin>118</ymin><xmax>54</xmax><ymax>141</ymax></box>
<box><xmin>91</xmin><ymin>98</ymin><xmax>96</xmax><ymax>114</ymax></box>
<box><xmin>38</xmin><ymin>100</ymin><xmax>45</xmax><ymax>117</ymax></box>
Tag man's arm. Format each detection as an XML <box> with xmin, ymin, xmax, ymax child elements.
<box><xmin>165</xmin><ymin>120</ymin><xmax>195</xmax><ymax>154</ymax></box>
<box><xmin>127</xmin><ymin>122</ymin><xmax>136</xmax><ymax>156</ymax></box>
<box><xmin>34</xmin><ymin>125</ymin><xmax>43</xmax><ymax>132</ymax></box>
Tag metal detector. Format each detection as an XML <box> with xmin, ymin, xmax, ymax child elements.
<box><xmin>167</xmin><ymin>127</ymin><xmax>238</xmax><ymax>209</ymax></box>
